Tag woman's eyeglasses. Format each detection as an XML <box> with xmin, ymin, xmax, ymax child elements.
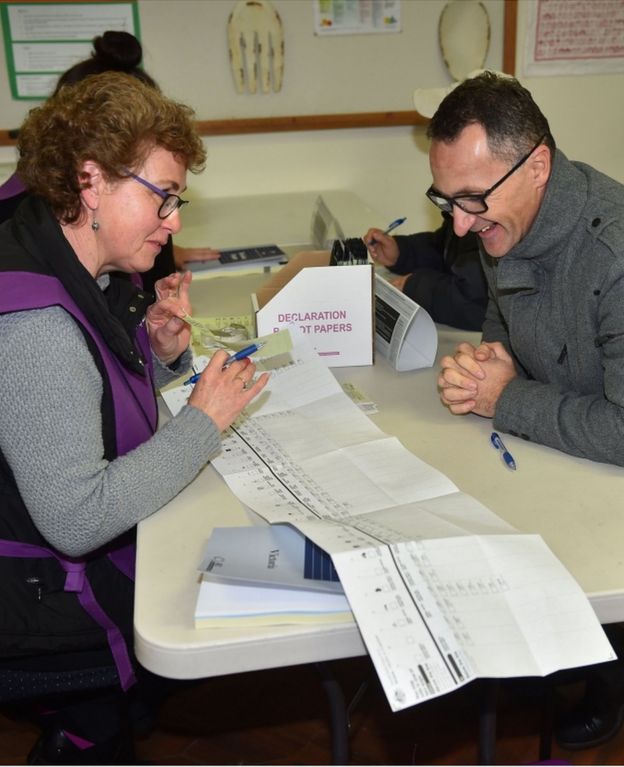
<box><xmin>125</xmin><ymin>171</ymin><xmax>188</xmax><ymax>219</ymax></box>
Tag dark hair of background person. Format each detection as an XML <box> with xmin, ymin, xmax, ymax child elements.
<box><xmin>427</xmin><ymin>71</ymin><xmax>556</xmax><ymax>163</ymax></box>
<box><xmin>54</xmin><ymin>30</ymin><xmax>158</xmax><ymax>94</ymax></box>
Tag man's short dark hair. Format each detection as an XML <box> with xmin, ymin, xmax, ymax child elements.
<box><xmin>427</xmin><ymin>71</ymin><xmax>555</xmax><ymax>163</ymax></box>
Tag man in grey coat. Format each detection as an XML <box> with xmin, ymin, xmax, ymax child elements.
<box><xmin>430</xmin><ymin>71</ymin><xmax>624</xmax><ymax>750</ymax></box>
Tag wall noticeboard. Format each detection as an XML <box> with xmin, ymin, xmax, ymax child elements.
<box><xmin>1</xmin><ymin>1</ymin><xmax>139</xmax><ymax>99</ymax></box>
<box><xmin>524</xmin><ymin>0</ymin><xmax>624</xmax><ymax>77</ymax></box>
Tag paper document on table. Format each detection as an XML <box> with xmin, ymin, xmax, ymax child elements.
<box><xmin>207</xmin><ymin>332</ymin><xmax>614</xmax><ymax>710</ymax></box>
<box><xmin>340</xmin><ymin>382</ymin><xmax>378</xmax><ymax>414</ymax></box>
<box><xmin>194</xmin><ymin>576</ymin><xmax>352</xmax><ymax>628</ymax></box>
<box><xmin>198</xmin><ymin>523</ymin><xmax>343</xmax><ymax>593</ymax></box>
<box><xmin>214</xmin><ymin>336</ymin><xmax>498</xmax><ymax>524</ymax></box>
<box><xmin>160</xmin><ymin>329</ymin><xmax>294</xmax><ymax>417</ymax></box>
<box><xmin>333</xmin><ymin>535</ymin><xmax>612</xmax><ymax>707</ymax></box>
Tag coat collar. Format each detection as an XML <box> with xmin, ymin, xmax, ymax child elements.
<box><xmin>510</xmin><ymin>149</ymin><xmax>587</xmax><ymax>262</ymax></box>
<box><xmin>494</xmin><ymin>150</ymin><xmax>587</xmax><ymax>291</ymax></box>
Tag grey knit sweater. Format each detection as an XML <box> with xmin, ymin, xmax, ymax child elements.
<box><xmin>0</xmin><ymin>304</ymin><xmax>221</xmax><ymax>557</ymax></box>
<box><xmin>482</xmin><ymin>149</ymin><xmax>624</xmax><ymax>465</ymax></box>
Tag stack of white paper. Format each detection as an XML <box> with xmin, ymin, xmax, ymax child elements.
<box><xmin>195</xmin><ymin>578</ymin><xmax>352</xmax><ymax>628</ymax></box>
<box><xmin>195</xmin><ymin>524</ymin><xmax>352</xmax><ymax>628</ymax></box>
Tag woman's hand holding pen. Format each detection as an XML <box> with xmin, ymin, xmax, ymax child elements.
<box><xmin>438</xmin><ymin>341</ymin><xmax>517</xmax><ymax>417</ymax></box>
<box><xmin>363</xmin><ymin>228</ymin><xmax>399</xmax><ymax>267</ymax></box>
<box><xmin>146</xmin><ymin>271</ymin><xmax>193</xmax><ymax>366</ymax></box>
<box><xmin>188</xmin><ymin>350</ymin><xmax>270</xmax><ymax>431</ymax></box>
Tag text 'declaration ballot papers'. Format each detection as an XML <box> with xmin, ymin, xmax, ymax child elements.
<box><xmin>205</xmin><ymin>332</ymin><xmax>614</xmax><ymax>711</ymax></box>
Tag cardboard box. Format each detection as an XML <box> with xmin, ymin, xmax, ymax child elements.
<box><xmin>252</xmin><ymin>251</ymin><xmax>374</xmax><ymax>367</ymax></box>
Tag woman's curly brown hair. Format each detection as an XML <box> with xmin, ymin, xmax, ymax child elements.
<box><xmin>17</xmin><ymin>71</ymin><xmax>206</xmax><ymax>223</ymax></box>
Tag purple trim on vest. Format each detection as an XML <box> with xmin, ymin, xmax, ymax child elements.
<box><xmin>130</xmin><ymin>273</ymin><xmax>144</xmax><ymax>289</ymax></box>
<box><xmin>0</xmin><ymin>272</ymin><xmax>157</xmax><ymax>454</ymax></box>
<box><xmin>0</xmin><ymin>540</ymin><xmax>136</xmax><ymax>691</ymax></box>
<box><xmin>63</xmin><ymin>732</ymin><xmax>95</xmax><ymax>750</ymax></box>
<box><xmin>74</xmin><ymin>572</ymin><xmax>136</xmax><ymax>690</ymax></box>
<box><xmin>0</xmin><ymin>173</ymin><xmax>26</xmax><ymax>201</ymax></box>
<box><xmin>107</xmin><ymin>543</ymin><xmax>136</xmax><ymax>581</ymax></box>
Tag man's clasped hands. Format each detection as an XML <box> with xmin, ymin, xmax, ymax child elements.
<box><xmin>438</xmin><ymin>341</ymin><xmax>518</xmax><ymax>418</ymax></box>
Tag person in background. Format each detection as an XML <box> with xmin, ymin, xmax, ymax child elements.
<box><xmin>0</xmin><ymin>30</ymin><xmax>220</xmax><ymax>291</ymax></box>
<box><xmin>431</xmin><ymin>70</ymin><xmax>624</xmax><ymax>750</ymax></box>
<box><xmin>0</xmin><ymin>72</ymin><xmax>268</xmax><ymax>764</ymax></box>
<box><xmin>0</xmin><ymin>170</ymin><xmax>27</xmax><ymax>221</ymax></box>
<box><xmin>364</xmin><ymin>213</ymin><xmax>486</xmax><ymax>330</ymax></box>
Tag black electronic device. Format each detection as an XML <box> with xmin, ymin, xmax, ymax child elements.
<box><xmin>186</xmin><ymin>244</ymin><xmax>287</xmax><ymax>272</ymax></box>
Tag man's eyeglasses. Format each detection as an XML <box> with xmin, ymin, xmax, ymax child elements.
<box><xmin>425</xmin><ymin>135</ymin><xmax>547</xmax><ymax>215</ymax></box>
<box><xmin>126</xmin><ymin>171</ymin><xmax>188</xmax><ymax>219</ymax></box>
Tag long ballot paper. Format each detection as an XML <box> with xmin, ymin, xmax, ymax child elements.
<box><xmin>164</xmin><ymin>330</ymin><xmax>614</xmax><ymax>711</ymax></box>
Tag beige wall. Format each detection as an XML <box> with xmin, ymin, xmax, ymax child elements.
<box><xmin>0</xmin><ymin>0</ymin><xmax>504</xmax><ymax>124</ymax></box>
<box><xmin>1</xmin><ymin>0</ymin><xmax>623</xmax><ymax>237</ymax></box>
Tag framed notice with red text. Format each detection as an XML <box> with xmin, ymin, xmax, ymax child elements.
<box><xmin>524</xmin><ymin>0</ymin><xmax>624</xmax><ymax>77</ymax></box>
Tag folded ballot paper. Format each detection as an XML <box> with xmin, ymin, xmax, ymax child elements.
<box><xmin>160</xmin><ymin>329</ymin><xmax>293</xmax><ymax>418</ymax></box>
<box><xmin>200</xmin><ymin>331</ymin><xmax>615</xmax><ymax>711</ymax></box>
<box><xmin>195</xmin><ymin>524</ymin><xmax>353</xmax><ymax>628</ymax></box>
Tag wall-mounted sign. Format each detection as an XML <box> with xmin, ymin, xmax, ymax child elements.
<box><xmin>1</xmin><ymin>2</ymin><xmax>139</xmax><ymax>99</ymax></box>
<box><xmin>313</xmin><ymin>0</ymin><xmax>401</xmax><ymax>36</ymax></box>
<box><xmin>524</xmin><ymin>0</ymin><xmax>624</xmax><ymax>77</ymax></box>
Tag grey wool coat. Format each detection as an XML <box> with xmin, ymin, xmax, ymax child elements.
<box><xmin>481</xmin><ymin>149</ymin><xmax>624</xmax><ymax>466</ymax></box>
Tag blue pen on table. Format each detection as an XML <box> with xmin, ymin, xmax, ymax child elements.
<box><xmin>183</xmin><ymin>342</ymin><xmax>266</xmax><ymax>386</ymax></box>
<box><xmin>490</xmin><ymin>431</ymin><xmax>517</xmax><ymax>471</ymax></box>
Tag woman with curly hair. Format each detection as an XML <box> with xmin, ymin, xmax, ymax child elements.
<box><xmin>0</xmin><ymin>30</ymin><xmax>221</xmax><ymax>284</ymax></box>
<box><xmin>0</xmin><ymin>72</ymin><xmax>268</xmax><ymax>764</ymax></box>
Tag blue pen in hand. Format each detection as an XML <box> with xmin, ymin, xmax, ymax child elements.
<box><xmin>367</xmin><ymin>217</ymin><xmax>407</xmax><ymax>246</ymax></box>
<box><xmin>383</xmin><ymin>217</ymin><xmax>407</xmax><ymax>235</ymax></box>
<box><xmin>183</xmin><ymin>342</ymin><xmax>266</xmax><ymax>386</ymax></box>
<box><xmin>490</xmin><ymin>432</ymin><xmax>517</xmax><ymax>471</ymax></box>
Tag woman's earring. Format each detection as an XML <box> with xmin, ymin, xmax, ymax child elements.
<box><xmin>91</xmin><ymin>219</ymin><xmax>100</xmax><ymax>232</ymax></box>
